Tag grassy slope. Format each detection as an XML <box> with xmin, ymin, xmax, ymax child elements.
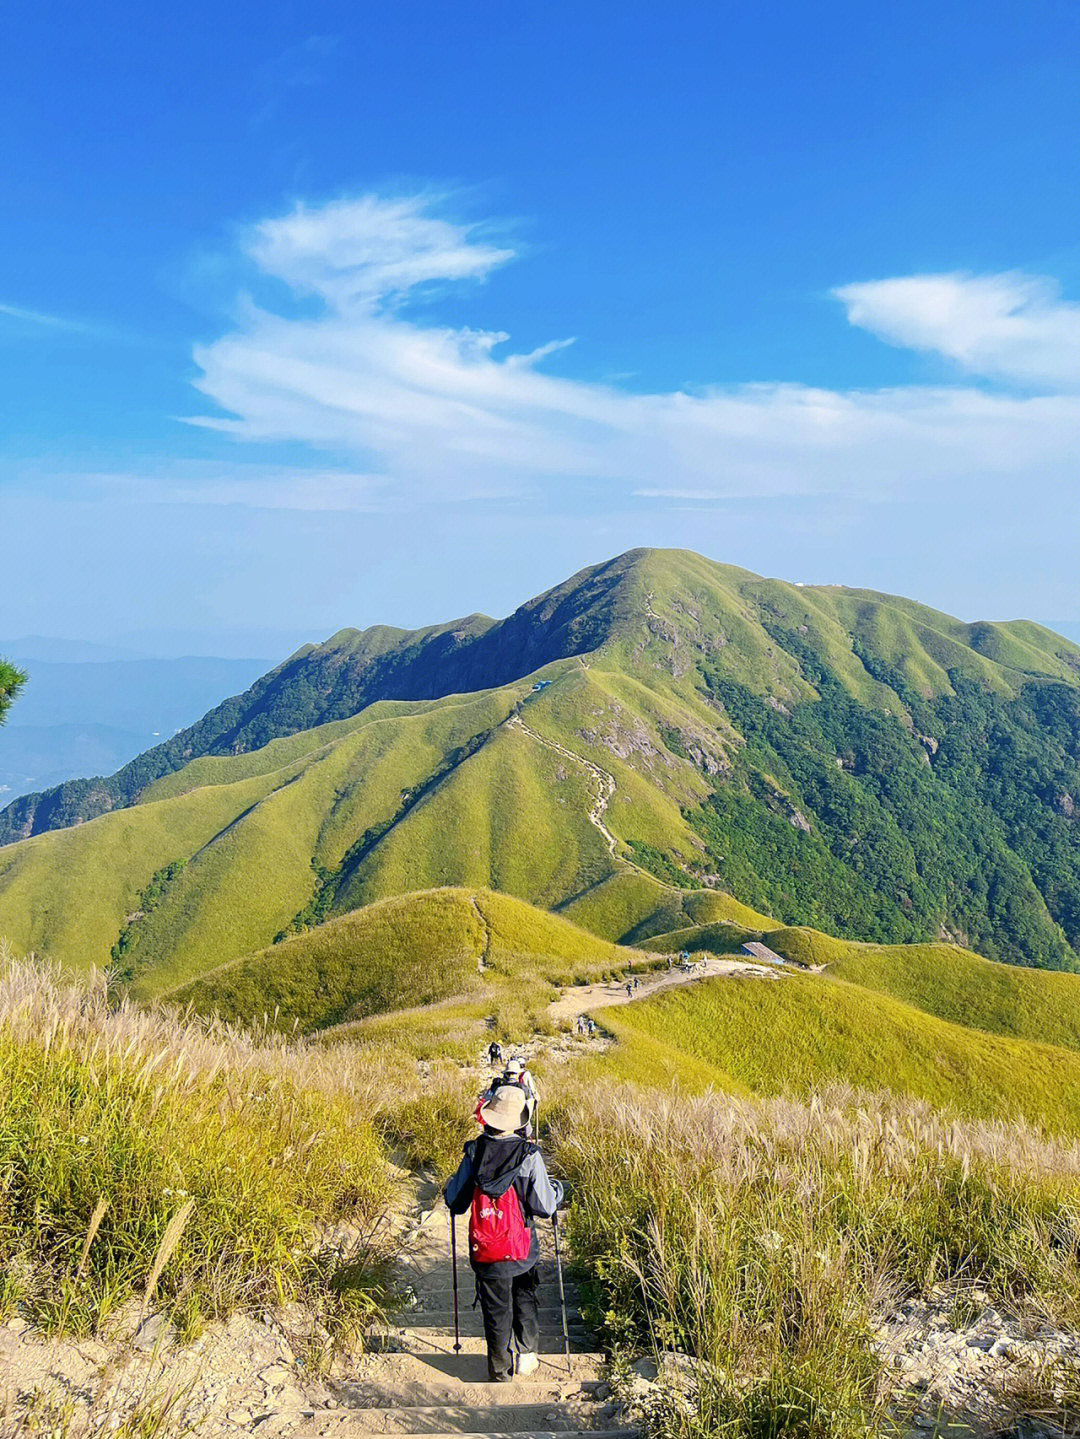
<box><xmin>0</xmin><ymin>645</ymin><xmax>734</xmax><ymax>987</ymax></box>
<box><xmin>579</xmin><ymin>1014</ymin><xmax>752</xmax><ymax>1094</ymax></box>
<box><xmin>127</xmin><ymin>689</ymin><xmax>523</xmax><ymax>996</ymax></box>
<box><xmin>603</xmin><ymin>971</ymin><xmax>1080</xmax><ymax>1134</ymax></box>
<box><xmin>337</xmin><ymin>717</ymin><xmax>613</xmax><ymax>913</ymax></box>
<box><xmin>637</xmin><ymin>922</ymin><xmax>760</xmax><ymax>955</ymax></box>
<box><xmin>171</xmin><ymin>886</ymin><xmax>635</xmax><ymax>1033</ymax></box>
<box><xmin>0</xmin><ymin>768</ymin><xmax>299</xmax><ymax>970</ymax></box>
<box><xmin>4</xmin><ymin>547</ymin><xmax>1080</xmax><ymax>989</ymax></box>
<box><xmin>561</xmin><ymin>872</ymin><xmax>776</xmax><ymax>942</ymax></box>
<box><xmin>0</xmin><ymin>955</ymin><xmax>390</xmax><ymax>1338</ymax></box>
<box><xmin>826</xmin><ymin>938</ymin><xmax>1080</xmax><ymax>1051</ymax></box>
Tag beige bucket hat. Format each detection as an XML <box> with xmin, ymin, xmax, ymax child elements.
<box><xmin>478</xmin><ymin>1084</ymin><xmax>529</xmax><ymax>1134</ymax></box>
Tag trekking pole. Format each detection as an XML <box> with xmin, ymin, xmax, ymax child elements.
<box><xmin>552</xmin><ymin>1212</ymin><xmax>571</xmax><ymax>1371</ymax></box>
<box><xmin>449</xmin><ymin>1212</ymin><xmax>462</xmax><ymax>1354</ymax></box>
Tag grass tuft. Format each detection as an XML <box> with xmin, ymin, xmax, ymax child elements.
<box><xmin>0</xmin><ymin>947</ymin><xmax>392</xmax><ymax>1340</ymax></box>
<box><xmin>551</xmin><ymin>1084</ymin><xmax>1080</xmax><ymax>1439</ymax></box>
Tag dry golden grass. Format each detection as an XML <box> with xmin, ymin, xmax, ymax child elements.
<box><xmin>0</xmin><ymin>946</ymin><xmax>392</xmax><ymax>1339</ymax></box>
<box><xmin>551</xmin><ymin>1082</ymin><xmax>1080</xmax><ymax>1439</ymax></box>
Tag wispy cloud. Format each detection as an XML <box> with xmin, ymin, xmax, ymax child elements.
<box><xmin>246</xmin><ymin>194</ymin><xmax>515</xmax><ymax>307</ymax></box>
<box><xmin>186</xmin><ymin>193</ymin><xmax>1080</xmax><ymax>510</ymax></box>
<box><xmin>835</xmin><ymin>272</ymin><xmax>1080</xmax><ymax>391</ymax></box>
<box><xmin>249</xmin><ymin>34</ymin><xmax>340</xmax><ymax>130</ymax></box>
<box><xmin>0</xmin><ymin>302</ymin><xmax>91</xmax><ymax>332</ymax></box>
<box><xmin>1</xmin><ymin>301</ymin><xmax>143</xmax><ymax>346</ymax></box>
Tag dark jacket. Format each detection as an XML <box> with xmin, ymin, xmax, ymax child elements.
<box><xmin>444</xmin><ymin>1132</ymin><xmax>564</xmax><ymax>1275</ymax></box>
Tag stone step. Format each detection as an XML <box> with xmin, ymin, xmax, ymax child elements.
<box><xmin>403</xmin><ymin>1301</ymin><xmax>583</xmax><ymax>1319</ymax></box>
<box><xmin>395</xmin><ymin>1308</ymin><xmax>583</xmax><ymax>1324</ymax></box>
<box><xmin>393</xmin><ymin>1332</ymin><xmax>594</xmax><ymax>1358</ymax></box>
<box><xmin>407</xmin><ymin>1283</ymin><xmax>580</xmax><ymax>1301</ymax></box>
<box><xmin>338</xmin><ymin>1352</ymin><xmax>607</xmax><ymax>1408</ymax></box>
<box><xmin>404</xmin><ymin>1287</ymin><xmax>579</xmax><ymax>1306</ymax></box>
<box><xmin>391</xmin><ymin>1329</ymin><xmax>587</xmax><ymax>1345</ymax></box>
<box><xmin>403</xmin><ymin>1257</ymin><xmax>571</xmax><ymax>1270</ymax></box>
<box><xmin>404</xmin><ymin>1279</ymin><xmax>579</xmax><ymax>1295</ymax></box>
<box><xmin>296</xmin><ymin>1426</ymin><xmax>633</xmax><ymax>1439</ymax></box>
<box><xmin>393</xmin><ymin>1320</ymin><xmax>588</xmax><ymax>1337</ymax></box>
<box><xmin>310</xmin><ymin>1402</ymin><xmax>611</xmax><ymax>1434</ymax></box>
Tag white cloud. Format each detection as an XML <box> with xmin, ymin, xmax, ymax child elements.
<box><xmin>187</xmin><ymin>194</ymin><xmax>1080</xmax><ymax>508</ymax></box>
<box><xmin>246</xmin><ymin>194</ymin><xmax>515</xmax><ymax>308</ymax></box>
<box><xmin>835</xmin><ymin>272</ymin><xmax>1080</xmax><ymax>390</ymax></box>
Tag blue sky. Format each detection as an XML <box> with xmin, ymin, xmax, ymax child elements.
<box><xmin>2</xmin><ymin>0</ymin><xmax>1079</xmax><ymax>656</ymax></box>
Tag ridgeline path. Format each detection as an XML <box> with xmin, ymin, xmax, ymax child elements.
<box><xmin>547</xmin><ymin>954</ymin><xmax>777</xmax><ymax>1027</ymax></box>
<box><xmin>507</xmin><ymin>715</ymin><xmax>620</xmax><ymax>860</ymax></box>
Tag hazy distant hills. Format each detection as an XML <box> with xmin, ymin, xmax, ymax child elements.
<box><xmin>0</xmin><ymin>653</ymin><xmax>268</xmax><ymax>802</ymax></box>
<box><xmin>1</xmin><ymin>548</ymin><xmax>1079</xmax><ymax>987</ymax></box>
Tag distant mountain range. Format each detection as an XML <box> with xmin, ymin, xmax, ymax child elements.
<box><xmin>0</xmin><ymin>654</ymin><xmax>268</xmax><ymax>802</ymax></box>
<box><xmin>1</xmin><ymin>548</ymin><xmax>1078</xmax><ymax>990</ymax></box>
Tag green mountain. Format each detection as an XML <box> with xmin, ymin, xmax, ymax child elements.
<box><xmin>2</xmin><ymin>547</ymin><xmax>1079</xmax><ymax>990</ymax></box>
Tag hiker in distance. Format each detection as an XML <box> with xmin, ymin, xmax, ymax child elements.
<box><xmin>502</xmin><ymin>1057</ymin><xmax>539</xmax><ymax>1130</ymax></box>
<box><xmin>444</xmin><ymin>1084</ymin><xmax>565</xmax><ymax>1382</ymax></box>
<box><xmin>478</xmin><ymin>1056</ymin><xmax>540</xmax><ymax>1136</ymax></box>
<box><xmin>488</xmin><ymin>1039</ymin><xmax>504</xmax><ymax>1068</ymax></box>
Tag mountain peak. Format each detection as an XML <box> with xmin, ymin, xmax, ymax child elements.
<box><xmin>3</xmin><ymin>549</ymin><xmax>1078</xmax><ymax>848</ymax></box>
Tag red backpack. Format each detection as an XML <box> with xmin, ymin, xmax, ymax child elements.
<box><xmin>469</xmin><ymin>1183</ymin><xmax>531</xmax><ymax>1262</ymax></box>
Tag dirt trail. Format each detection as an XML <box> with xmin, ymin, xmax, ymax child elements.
<box><xmin>316</xmin><ymin>959</ymin><xmax>782</xmax><ymax>1439</ymax></box>
<box><xmin>308</xmin><ymin>1177</ymin><xmax>631</xmax><ymax>1439</ymax></box>
<box><xmin>507</xmin><ymin>712</ymin><xmax>690</xmax><ymax>894</ymax></box>
<box><xmin>547</xmin><ymin>955</ymin><xmax>776</xmax><ymax>1025</ymax></box>
<box><xmin>470</xmin><ymin>895</ymin><xmax>493</xmax><ymax>973</ymax></box>
<box><xmin>508</xmin><ymin>715</ymin><xmax>619</xmax><ymax>860</ymax></box>
<box><xmin>0</xmin><ymin>1169</ymin><xmax>630</xmax><ymax>1439</ymax></box>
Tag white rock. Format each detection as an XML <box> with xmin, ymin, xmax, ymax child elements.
<box><xmin>133</xmin><ymin>1313</ymin><xmax>171</xmax><ymax>1352</ymax></box>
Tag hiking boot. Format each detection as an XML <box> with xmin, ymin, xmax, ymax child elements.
<box><xmin>517</xmin><ymin>1351</ymin><xmax>539</xmax><ymax>1376</ymax></box>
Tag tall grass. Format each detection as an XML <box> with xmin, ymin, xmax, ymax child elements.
<box><xmin>551</xmin><ymin>1085</ymin><xmax>1080</xmax><ymax>1439</ymax></box>
<box><xmin>0</xmin><ymin>948</ymin><xmax>392</xmax><ymax>1340</ymax></box>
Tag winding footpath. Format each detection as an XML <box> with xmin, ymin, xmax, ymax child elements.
<box><xmin>508</xmin><ymin>715</ymin><xmax>619</xmax><ymax>860</ymax></box>
<box><xmin>547</xmin><ymin>955</ymin><xmax>776</xmax><ymax>1027</ymax></box>
<box><xmin>292</xmin><ymin>958</ymin><xmax>778</xmax><ymax>1439</ymax></box>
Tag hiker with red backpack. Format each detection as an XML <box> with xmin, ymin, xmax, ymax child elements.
<box><xmin>444</xmin><ymin>1084</ymin><xmax>564</xmax><ymax>1382</ymax></box>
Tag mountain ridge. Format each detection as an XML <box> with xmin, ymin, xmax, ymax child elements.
<box><xmin>2</xmin><ymin>547</ymin><xmax>1079</xmax><ymax>981</ymax></box>
<box><xmin>4</xmin><ymin>547</ymin><xmax>1077</xmax><ymax>846</ymax></box>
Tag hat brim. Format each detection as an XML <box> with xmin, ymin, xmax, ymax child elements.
<box><xmin>478</xmin><ymin>1086</ymin><xmax>530</xmax><ymax>1133</ymax></box>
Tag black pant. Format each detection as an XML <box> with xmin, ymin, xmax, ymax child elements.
<box><xmin>473</xmin><ymin>1262</ymin><xmax>540</xmax><ymax>1379</ymax></box>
